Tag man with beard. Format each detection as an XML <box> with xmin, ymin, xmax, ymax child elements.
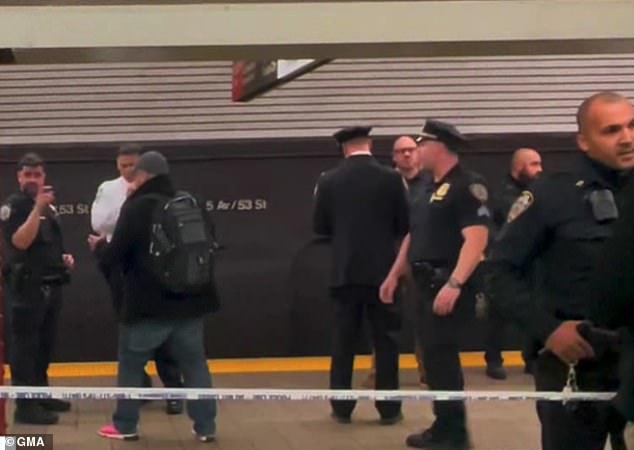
<box><xmin>484</xmin><ymin>148</ymin><xmax>543</xmax><ymax>379</ymax></box>
<box><xmin>0</xmin><ymin>153</ymin><xmax>75</xmax><ymax>424</ymax></box>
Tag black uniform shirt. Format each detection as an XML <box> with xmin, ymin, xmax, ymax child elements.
<box><xmin>408</xmin><ymin>163</ymin><xmax>490</xmax><ymax>267</ymax></box>
<box><xmin>0</xmin><ymin>191</ymin><xmax>65</xmax><ymax>273</ymax></box>
<box><xmin>405</xmin><ymin>171</ymin><xmax>432</xmax><ymax>206</ymax></box>
<box><xmin>492</xmin><ymin>174</ymin><xmax>527</xmax><ymax>231</ymax></box>
<box><xmin>489</xmin><ymin>155</ymin><xmax>630</xmax><ymax>342</ymax></box>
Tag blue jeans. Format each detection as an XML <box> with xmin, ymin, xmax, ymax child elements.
<box><xmin>113</xmin><ymin>318</ymin><xmax>216</xmax><ymax>435</ymax></box>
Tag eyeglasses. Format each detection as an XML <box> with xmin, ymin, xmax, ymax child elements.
<box><xmin>393</xmin><ymin>147</ymin><xmax>418</xmax><ymax>155</ymax></box>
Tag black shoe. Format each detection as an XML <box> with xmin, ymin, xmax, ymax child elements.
<box><xmin>380</xmin><ymin>412</ymin><xmax>403</xmax><ymax>425</ymax></box>
<box><xmin>330</xmin><ymin>412</ymin><xmax>351</xmax><ymax>424</ymax></box>
<box><xmin>40</xmin><ymin>399</ymin><xmax>71</xmax><ymax>412</ymax></box>
<box><xmin>14</xmin><ymin>405</ymin><xmax>59</xmax><ymax>425</ymax></box>
<box><xmin>406</xmin><ymin>426</ymin><xmax>471</xmax><ymax>449</ymax></box>
<box><xmin>485</xmin><ymin>364</ymin><xmax>507</xmax><ymax>380</ymax></box>
<box><xmin>166</xmin><ymin>400</ymin><xmax>184</xmax><ymax>415</ymax></box>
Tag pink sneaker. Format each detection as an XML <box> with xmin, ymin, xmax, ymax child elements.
<box><xmin>98</xmin><ymin>424</ymin><xmax>139</xmax><ymax>441</ymax></box>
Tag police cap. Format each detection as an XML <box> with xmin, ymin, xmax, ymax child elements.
<box><xmin>416</xmin><ymin>119</ymin><xmax>468</xmax><ymax>150</ymax></box>
<box><xmin>333</xmin><ymin>126</ymin><xmax>372</xmax><ymax>145</ymax></box>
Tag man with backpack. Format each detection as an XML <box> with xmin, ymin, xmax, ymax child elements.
<box><xmin>91</xmin><ymin>143</ymin><xmax>185</xmax><ymax>415</ymax></box>
<box><xmin>88</xmin><ymin>151</ymin><xmax>219</xmax><ymax>442</ymax></box>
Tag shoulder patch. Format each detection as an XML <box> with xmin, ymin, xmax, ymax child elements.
<box><xmin>469</xmin><ymin>183</ymin><xmax>488</xmax><ymax>202</ymax></box>
<box><xmin>506</xmin><ymin>191</ymin><xmax>534</xmax><ymax>223</ymax></box>
<box><xmin>0</xmin><ymin>204</ymin><xmax>11</xmax><ymax>221</ymax></box>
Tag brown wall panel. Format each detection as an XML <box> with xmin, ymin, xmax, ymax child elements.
<box><xmin>0</xmin><ymin>134</ymin><xmax>578</xmax><ymax>361</ymax></box>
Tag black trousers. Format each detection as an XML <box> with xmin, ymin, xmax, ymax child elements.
<box><xmin>484</xmin><ymin>300</ymin><xmax>539</xmax><ymax>368</ymax></box>
<box><xmin>6</xmin><ymin>284</ymin><xmax>62</xmax><ymax>409</ymax></box>
<box><xmin>104</xmin><ymin>266</ymin><xmax>183</xmax><ymax>388</ymax></box>
<box><xmin>413</xmin><ymin>272</ymin><xmax>474</xmax><ymax>433</ymax></box>
<box><xmin>483</xmin><ymin>301</ymin><xmax>507</xmax><ymax>366</ymax></box>
<box><xmin>329</xmin><ymin>286</ymin><xmax>401</xmax><ymax>419</ymax></box>
<box><xmin>535</xmin><ymin>352</ymin><xmax>626</xmax><ymax>450</ymax></box>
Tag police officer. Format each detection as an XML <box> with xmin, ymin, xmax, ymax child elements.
<box><xmin>586</xmin><ymin>169</ymin><xmax>634</xmax><ymax>449</ymax></box>
<box><xmin>0</xmin><ymin>153</ymin><xmax>74</xmax><ymax>424</ymax></box>
<box><xmin>381</xmin><ymin>119</ymin><xmax>490</xmax><ymax>449</ymax></box>
<box><xmin>485</xmin><ymin>147</ymin><xmax>543</xmax><ymax>379</ymax></box>
<box><xmin>488</xmin><ymin>91</ymin><xmax>634</xmax><ymax>450</ymax></box>
<box><xmin>313</xmin><ymin>126</ymin><xmax>409</xmax><ymax>425</ymax></box>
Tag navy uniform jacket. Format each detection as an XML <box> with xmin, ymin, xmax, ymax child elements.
<box><xmin>488</xmin><ymin>155</ymin><xmax>630</xmax><ymax>344</ymax></box>
<box><xmin>587</xmin><ymin>175</ymin><xmax>634</xmax><ymax>419</ymax></box>
<box><xmin>313</xmin><ymin>154</ymin><xmax>409</xmax><ymax>289</ymax></box>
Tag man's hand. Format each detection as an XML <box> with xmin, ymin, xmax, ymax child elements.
<box><xmin>35</xmin><ymin>186</ymin><xmax>55</xmax><ymax>211</ymax></box>
<box><xmin>433</xmin><ymin>284</ymin><xmax>461</xmax><ymax>316</ymax></box>
<box><xmin>62</xmin><ymin>253</ymin><xmax>75</xmax><ymax>270</ymax></box>
<box><xmin>87</xmin><ymin>233</ymin><xmax>105</xmax><ymax>252</ymax></box>
<box><xmin>379</xmin><ymin>274</ymin><xmax>399</xmax><ymax>304</ymax></box>
<box><xmin>545</xmin><ymin>321</ymin><xmax>595</xmax><ymax>364</ymax></box>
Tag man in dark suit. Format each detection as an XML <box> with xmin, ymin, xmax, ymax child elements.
<box><xmin>313</xmin><ymin>126</ymin><xmax>410</xmax><ymax>425</ymax></box>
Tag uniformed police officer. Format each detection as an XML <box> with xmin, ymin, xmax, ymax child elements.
<box><xmin>381</xmin><ymin>119</ymin><xmax>490</xmax><ymax>449</ymax></box>
<box><xmin>488</xmin><ymin>91</ymin><xmax>634</xmax><ymax>450</ymax></box>
<box><xmin>491</xmin><ymin>148</ymin><xmax>543</xmax><ymax>229</ymax></box>
<box><xmin>0</xmin><ymin>153</ymin><xmax>75</xmax><ymax>425</ymax></box>
<box><xmin>586</xmin><ymin>168</ymin><xmax>634</xmax><ymax>449</ymax></box>
<box><xmin>313</xmin><ymin>126</ymin><xmax>409</xmax><ymax>424</ymax></box>
<box><xmin>484</xmin><ymin>147</ymin><xmax>543</xmax><ymax>379</ymax></box>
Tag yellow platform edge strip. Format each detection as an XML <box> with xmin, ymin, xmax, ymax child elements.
<box><xmin>2</xmin><ymin>351</ymin><xmax>524</xmax><ymax>379</ymax></box>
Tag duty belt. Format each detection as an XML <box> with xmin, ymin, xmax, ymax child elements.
<box><xmin>411</xmin><ymin>261</ymin><xmax>449</xmax><ymax>290</ymax></box>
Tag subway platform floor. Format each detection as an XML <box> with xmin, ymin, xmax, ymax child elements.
<box><xmin>1</xmin><ymin>366</ymin><xmax>573</xmax><ymax>450</ymax></box>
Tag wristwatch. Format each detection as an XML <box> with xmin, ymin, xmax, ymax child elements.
<box><xmin>447</xmin><ymin>277</ymin><xmax>463</xmax><ymax>289</ymax></box>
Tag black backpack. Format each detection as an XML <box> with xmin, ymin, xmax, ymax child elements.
<box><xmin>148</xmin><ymin>191</ymin><xmax>217</xmax><ymax>295</ymax></box>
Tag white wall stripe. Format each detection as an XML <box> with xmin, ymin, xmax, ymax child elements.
<box><xmin>1</xmin><ymin>55</ymin><xmax>634</xmax><ymax>144</ymax></box>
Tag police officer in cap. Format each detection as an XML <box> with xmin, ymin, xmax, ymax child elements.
<box><xmin>381</xmin><ymin>119</ymin><xmax>489</xmax><ymax>449</ymax></box>
<box><xmin>488</xmin><ymin>91</ymin><xmax>634</xmax><ymax>450</ymax></box>
<box><xmin>313</xmin><ymin>126</ymin><xmax>409</xmax><ymax>425</ymax></box>
<box><xmin>0</xmin><ymin>153</ymin><xmax>75</xmax><ymax>424</ymax></box>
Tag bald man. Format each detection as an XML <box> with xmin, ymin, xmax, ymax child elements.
<box><xmin>484</xmin><ymin>147</ymin><xmax>543</xmax><ymax>380</ymax></box>
<box><xmin>493</xmin><ymin>148</ymin><xmax>543</xmax><ymax>228</ymax></box>
<box><xmin>488</xmin><ymin>91</ymin><xmax>633</xmax><ymax>450</ymax></box>
<box><xmin>363</xmin><ymin>136</ymin><xmax>429</xmax><ymax>389</ymax></box>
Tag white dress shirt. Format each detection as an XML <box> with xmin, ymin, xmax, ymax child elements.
<box><xmin>90</xmin><ymin>176</ymin><xmax>129</xmax><ymax>241</ymax></box>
